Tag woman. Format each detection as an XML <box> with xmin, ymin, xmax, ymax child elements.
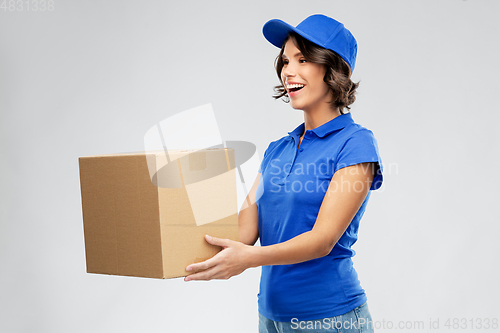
<box><xmin>185</xmin><ymin>14</ymin><xmax>383</xmax><ymax>333</ymax></box>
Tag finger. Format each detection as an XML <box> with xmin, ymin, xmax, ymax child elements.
<box><xmin>205</xmin><ymin>234</ymin><xmax>232</xmax><ymax>248</ymax></box>
<box><xmin>185</xmin><ymin>254</ymin><xmax>219</xmax><ymax>273</ymax></box>
<box><xmin>184</xmin><ymin>265</ymin><xmax>220</xmax><ymax>281</ymax></box>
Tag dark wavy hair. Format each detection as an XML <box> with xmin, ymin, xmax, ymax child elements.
<box><xmin>273</xmin><ymin>32</ymin><xmax>359</xmax><ymax>114</ymax></box>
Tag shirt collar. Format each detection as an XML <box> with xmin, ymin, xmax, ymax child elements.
<box><xmin>288</xmin><ymin>112</ymin><xmax>355</xmax><ymax>139</ymax></box>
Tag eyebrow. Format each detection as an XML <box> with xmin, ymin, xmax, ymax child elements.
<box><xmin>282</xmin><ymin>52</ymin><xmax>303</xmax><ymax>59</ymax></box>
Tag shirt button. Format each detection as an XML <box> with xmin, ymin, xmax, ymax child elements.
<box><xmin>299</xmin><ymin>148</ymin><xmax>304</xmax><ymax>152</ymax></box>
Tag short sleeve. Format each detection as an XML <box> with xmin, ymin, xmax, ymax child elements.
<box><xmin>334</xmin><ymin>129</ymin><xmax>383</xmax><ymax>190</ymax></box>
<box><xmin>258</xmin><ymin>141</ymin><xmax>276</xmax><ymax>174</ymax></box>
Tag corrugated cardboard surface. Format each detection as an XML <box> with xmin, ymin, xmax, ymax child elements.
<box><xmin>79</xmin><ymin>148</ymin><xmax>238</xmax><ymax>279</ymax></box>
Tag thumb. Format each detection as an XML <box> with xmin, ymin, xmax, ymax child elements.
<box><xmin>205</xmin><ymin>234</ymin><xmax>231</xmax><ymax>248</ymax></box>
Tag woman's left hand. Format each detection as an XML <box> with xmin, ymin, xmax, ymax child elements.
<box><xmin>184</xmin><ymin>235</ymin><xmax>252</xmax><ymax>281</ymax></box>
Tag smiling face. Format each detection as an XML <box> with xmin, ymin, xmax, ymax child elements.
<box><xmin>281</xmin><ymin>38</ymin><xmax>332</xmax><ymax>113</ymax></box>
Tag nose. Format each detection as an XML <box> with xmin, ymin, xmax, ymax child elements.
<box><xmin>282</xmin><ymin>63</ymin><xmax>296</xmax><ymax>81</ymax></box>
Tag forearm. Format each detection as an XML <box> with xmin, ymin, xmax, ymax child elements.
<box><xmin>238</xmin><ymin>204</ymin><xmax>259</xmax><ymax>246</ymax></box>
<box><xmin>246</xmin><ymin>229</ymin><xmax>334</xmax><ymax>268</ymax></box>
<box><xmin>238</xmin><ymin>173</ymin><xmax>261</xmax><ymax>246</ymax></box>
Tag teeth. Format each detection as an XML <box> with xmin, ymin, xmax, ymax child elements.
<box><xmin>286</xmin><ymin>83</ymin><xmax>304</xmax><ymax>89</ymax></box>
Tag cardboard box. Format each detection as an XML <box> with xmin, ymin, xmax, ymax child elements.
<box><xmin>78</xmin><ymin>148</ymin><xmax>238</xmax><ymax>279</ymax></box>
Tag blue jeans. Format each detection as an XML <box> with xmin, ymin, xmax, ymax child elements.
<box><xmin>259</xmin><ymin>302</ymin><xmax>375</xmax><ymax>333</ymax></box>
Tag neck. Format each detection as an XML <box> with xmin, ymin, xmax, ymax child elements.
<box><xmin>302</xmin><ymin>103</ymin><xmax>342</xmax><ymax>134</ymax></box>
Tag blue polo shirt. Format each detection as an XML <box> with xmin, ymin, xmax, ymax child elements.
<box><xmin>256</xmin><ymin>112</ymin><xmax>383</xmax><ymax>321</ymax></box>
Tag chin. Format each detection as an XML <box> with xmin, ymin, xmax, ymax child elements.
<box><xmin>289</xmin><ymin>101</ymin><xmax>304</xmax><ymax>111</ymax></box>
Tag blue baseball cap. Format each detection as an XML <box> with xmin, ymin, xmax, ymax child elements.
<box><xmin>262</xmin><ymin>14</ymin><xmax>358</xmax><ymax>73</ymax></box>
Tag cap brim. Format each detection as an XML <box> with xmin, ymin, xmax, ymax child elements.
<box><xmin>262</xmin><ymin>19</ymin><xmax>295</xmax><ymax>48</ymax></box>
<box><xmin>262</xmin><ymin>18</ymin><xmax>325</xmax><ymax>50</ymax></box>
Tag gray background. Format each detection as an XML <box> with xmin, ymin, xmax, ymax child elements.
<box><xmin>1</xmin><ymin>0</ymin><xmax>499</xmax><ymax>332</ymax></box>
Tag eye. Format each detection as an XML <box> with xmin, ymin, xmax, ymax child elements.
<box><xmin>282</xmin><ymin>59</ymin><xmax>289</xmax><ymax>65</ymax></box>
<box><xmin>299</xmin><ymin>58</ymin><xmax>307</xmax><ymax>63</ymax></box>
